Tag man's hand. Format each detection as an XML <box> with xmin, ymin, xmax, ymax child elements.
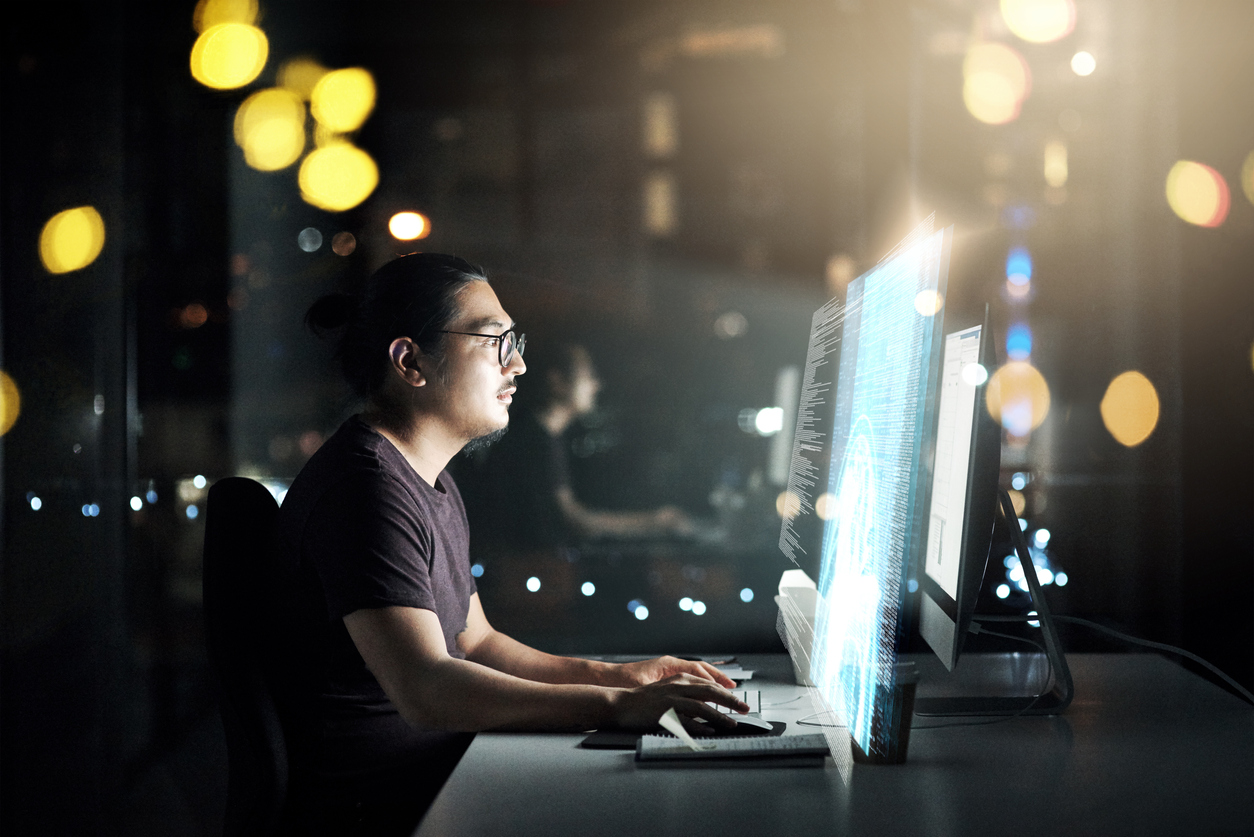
<box><xmin>606</xmin><ymin>655</ymin><xmax>737</xmax><ymax>689</ymax></box>
<box><xmin>609</xmin><ymin>673</ymin><xmax>749</xmax><ymax>733</ymax></box>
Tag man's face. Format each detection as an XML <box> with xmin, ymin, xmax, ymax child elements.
<box><xmin>424</xmin><ymin>281</ymin><xmax>526</xmax><ymax>444</ymax></box>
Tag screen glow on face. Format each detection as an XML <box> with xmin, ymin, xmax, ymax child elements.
<box><xmin>810</xmin><ymin>228</ymin><xmax>946</xmax><ymax>757</ymax></box>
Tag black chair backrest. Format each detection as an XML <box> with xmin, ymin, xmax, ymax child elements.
<box><xmin>203</xmin><ymin>477</ymin><xmax>286</xmax><ymax>837</ymax></box>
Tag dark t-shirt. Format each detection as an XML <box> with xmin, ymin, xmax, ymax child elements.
<box><xmin>273</xmin><ymin>415</ymin><xmax>477</xmax><ymax>784</ymax></box>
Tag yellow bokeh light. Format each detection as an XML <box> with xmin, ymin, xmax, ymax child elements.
<box><xmin>775</xmin><ymin>491</ymin><xmax>801</xmax><ymax>520</ymax></box>
<box><xmin>986</xmin><ymin>361</ymin><xmax>1051</xmax><ymax>435</ymax></box>
<box><xmin>963</xmin><ymin>43</ymin><xmax>1030</xmax><ymax>125</ymax></box>
<box><xmin>1100</xmin><ymin>371</ymin><xmax>1160</xmax><ymax>448</ymax></box>
<box><xmin>234</xmin><ymin>88</ymin><xmax>305</xmax><ymax>171</ymax></box>
<box><xmin>278</xmin><ymin>57</ymin><xmax>328</xmax><ymax>99</ymax></box>
<box><xmin>1241</xmin><ymin>150</ymin><xmax>1254</xmax><ymax>207</ymax></box>
<box><xmin>1070</xmin><ymin>51</ymin><xmax>1096</xmax><ymax>76</ymax></box>
<box><xmin>1044</xmin><ymin>140</ymin><xmax>1068</xmax><ymax>187</ymax></box>
<box><xmin>389</xmin><ymin>212</ymin><xmax>430</xmax><ymax>241</ymax></box>
<box><xmin>914</xmin><ymin>289</ymin><xmax>944</xmax><ymax>316</ymax></box>
<box><xmin>0</xmin><ymin>370</ymin><xmax>20</xmax><ymax>437</ymax></box>
<box><xmin>1000</xmin><ymin>0</ymin><xmax>1076</xmax><ymax>44</ymax></box>
<box><xmin>190</xmin><ymin>23</ymin><xmax>268</xmax><ymax>90</ymax></box>
<box><xmin>39</xmin><ymin>206</ymin><xmax>106</xmax><ymax>274</ymax></box>
<box><xmin>1007</xmin><ymin>488</ymin><xmax>1026</xmax><ymax>516</ymax></box>
<box><xmin>310</xmin><ymin>68</ymin><xmax>376</xmax><ymax>133</ymax></box>
<box><xmin>1165</xmin><ymin>160</ymin><xmax>1230</xmax><ymax>227</ymax></box>
<box><xmin>298</xmin><ymin>144</ymin><xmax>379</xmax><ymax>212</ymax></box>
<box><xmin>193</xmin><ymin>0</ymin><xmax>257</xmax><ymax>33</ymax></box>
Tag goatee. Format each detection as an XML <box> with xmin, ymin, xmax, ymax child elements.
<box><xmin>462</xmin><ymin>426</ymin><xmax>508</xmax><ymax>454</ymax></box>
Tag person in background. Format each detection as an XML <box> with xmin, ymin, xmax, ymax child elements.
<box><xmin>274</xmin><ymin>254</ymin><xmax>745</xmax><ymax>835</ymax></box>
<box><xmin>481</xmin><ymin>341</ymin><xmax>693</xmax><ymax>551</ymax></box>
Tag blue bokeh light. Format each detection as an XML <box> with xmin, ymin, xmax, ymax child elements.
<box><xmin>1006</xmin><ymin>323</ymin><xmax>1032</xmax><ymax>360</ymax></box>
<box><xmin>1006</xmin><ymin>247</ymin><xmax>1032</xmax><ymax>285</ymax></box>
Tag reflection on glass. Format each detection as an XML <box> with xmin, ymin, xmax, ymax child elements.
<box><xmin>986</xmin><ymin>361</ymin><xmax>1051</xmax><ymax>434</ymax></box>
<box><xmin>298</xmin><ymin>144</ymin><xmax>379</xmax><ymax>211</ymax></box>
<box><xmin>39</xmin><ymin>206</ymin><xmax>106</xmax><ymax>274</ymax></box>
<box><xmin>1166</xmin><ymin>160</ymin><xmax>1230</xmax><ymax>227</ymax></box>
<box><xmin>1100</xmin><ymin>370</ymin><xmax>1160</xmax><ymax>447</ymax></box>
<box><xmin>311</xmin><ymin>68</ymin><xmax>377</xmax><ymax>133</ymax></box>
<box><xmin>1000</xmin><ymin>0</ymin><xmax>1076</xmax><ymax>44</ymax></box>
<box><xmin>190</xmin><ymin>23</ymin><xmax>268</xmax><ymax>90</ymax></box>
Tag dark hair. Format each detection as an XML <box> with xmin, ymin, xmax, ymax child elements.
<box><xmin>306</xmin><ymin>253</ymin><xmax>488</xmax><ymax>398</ymax></box>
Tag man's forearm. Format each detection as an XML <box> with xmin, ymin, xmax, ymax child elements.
<box><xmin>465</xmin><ymin>627</ymin><xmax>621</xmax><ymax>686</ymax></box>
<box><xmin>408</xmin><ymin>655</ymin><xmax>619</xmax><ymax>731</ymax></box>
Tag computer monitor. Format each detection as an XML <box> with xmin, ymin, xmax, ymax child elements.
<box><xmin>805</xmin><ymin>221</ymin><xmax>950</xmax><ymax>761</ymax></box>
<box><xmin>913</xmin><ymin>311</ymin><xmax>1073</xmax><ymax>715</ymax></box>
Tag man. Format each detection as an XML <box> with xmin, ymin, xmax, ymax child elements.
<box><xmin>277</xmin><ymin>254</ymin><xmax>746</xmax><ymax>834</ymax></box>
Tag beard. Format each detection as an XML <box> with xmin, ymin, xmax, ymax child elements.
<box><xmin>462</xmin><ymin>425</ymin><xmax>508</xmax><ymax>454</ymax></box>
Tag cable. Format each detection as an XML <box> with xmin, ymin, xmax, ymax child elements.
<box><xmin>797</xmin><ymin>710</ymin><xmax>846</xmax><ymax>728</ymax></box>
<box><xmin>762</xmin><ymin>695</ymin><xmax>804</xmax><ymax>709</ymax></box>
<box><xmin>974</xmin><ymin>613</ymin><xmax>1254</xmax><ymax>706</ymax></box>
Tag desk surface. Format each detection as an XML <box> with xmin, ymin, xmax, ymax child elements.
<box><xmin>415</xmin><ymin>654</ymin><xmax>1253</xmax><ymax>837</ymax></box>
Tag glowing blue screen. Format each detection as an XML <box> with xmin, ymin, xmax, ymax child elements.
<box><xmin>810</xmin><ymin>228</ymin><xmax>947</xmax><ymax>756</ymax></box>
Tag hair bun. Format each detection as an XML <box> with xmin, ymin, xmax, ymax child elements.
<box><xmin>305</xmin><ymin>292</ymin><xmax>360</xmax><ymax>335</ymax></box>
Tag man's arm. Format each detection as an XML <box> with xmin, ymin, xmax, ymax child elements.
<box><xmin>343</xmin><ymin>604</ymin><xmax>746</xmax><ymax>733</ymax></box>
<box><xmin>554</xmin><ymin>485</ymin><xmax>692</xmax><ymax>540</ymax></box>
<box><xmin>456</xmin><ymin>593</ymin><xmax>735</xmax><ymax>689</ymax></box>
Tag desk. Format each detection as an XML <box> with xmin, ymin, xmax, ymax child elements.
<box><xmin>415</xmin><ymin>654</ymin><xmax>1253</xmax><ymax>836</ymax></box>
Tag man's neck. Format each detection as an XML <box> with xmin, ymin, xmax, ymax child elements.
<box><xmin>360</xmin><ymin>405</ymin><xmax>458</xmax><ymax>487</ymax></box>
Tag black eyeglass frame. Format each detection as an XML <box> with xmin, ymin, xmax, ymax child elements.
<box><xmin>439</xmin><ymin>328</ymin><xmax>526</xmax><ymax>367</ymax></box>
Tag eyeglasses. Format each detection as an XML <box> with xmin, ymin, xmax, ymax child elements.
<box><xmin>439</xmin><ymin>327</ymin><xmax>526</xmax><ymax>367</ymax></box>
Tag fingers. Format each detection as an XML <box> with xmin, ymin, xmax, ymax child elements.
<box><xmin>674</xmin><ymin>696</ymin><xmax>738</xmax><ymax>730</ymax></box>
<box><xmin>696</xmin><ymin>661</ymin><xmax>737</xmax><ymax>689</ymax></box>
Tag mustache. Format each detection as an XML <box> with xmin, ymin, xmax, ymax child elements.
<box><xmin>498</xmin><ymin>379</ymin><xmax>517</xmax><ymax>395</ymax></box>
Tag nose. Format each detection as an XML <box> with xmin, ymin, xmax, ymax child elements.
<box><xmin>507</xmin><ymin>348</ymin><xmax>526</xmax><ymax>375</ymax></box>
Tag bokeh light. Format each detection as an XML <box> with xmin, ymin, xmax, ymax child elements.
<box><xmin>1007</xmin><ymin>488</ymin><xmax>1026</xmax><ymax>516</ymax></box>
<box><xmin>298</xmin><ymin>144</ymin><xmax>379</xmax><ymax>212</ymax></box>
<box><xmin>1100</xmin><ymin>370</ymin><xmax>1160</xmax><ymax>447</ymax></box>
<box><xmin>178</xmin><ymin>303</ymin><xmax>209</xmax><ymax>328</ymax></box>
<box><xmin>1070</xmin><ymin>51</ymin><xmax>1096</xmax><ymax>76</ymax></box>
<box><xmin>310</xmin><ymin>68</ymin><xmax>376</xmax><ymax>133</ymax></box>
<box><xmin>1240</xmin><ymin>150</ymin><xmax>1254</xmax><ymax>207</ymax></box>
<box><xmin>389</xmin><ymin>211</ymin><xmax>430</xmax><ymax>241</ymax></box>
<box><xmin>0</xmin><ymin>371</ymin><xmax>21</xmax><ymax>436</ymax></box>
<box><xmin>1006</xmin><ymin>246</ymin><xmax>1032</xmax><ymax>285</ymax></box>
<box><xmin>190</xmin><ymin>23</ymin><xmax>268</xmax><ymax>90</ymax></box>
<box><xmin>775</xmin><ymin>490</ymin><xmax>801</xmax><ymax>520</ymax></box>
<box><xmin>1000</xmin><ymin>0</ymin><xmax>1076</xmax><ymax>44</ymax></box>
<box><xmin>278</xmin><ymin>57</ymin><xmax>329</xmax><ymax>99</ymax></box>
<box><xmin>331</xmin><ymin>231</ymin><xmax>357</xmax><ymax>256</ymax></box>
<box><xmin>234</xmin><ymin>88</ymin><xmax>305</xmax><ymax>171</ymax></box>
<box><xmin>1044</xmin><ymin>141</ymin><xmax>1068</xmax><ymax>187</ymax></box>
<box><xmin>193</xmin><ymin>0</ymin><xmax>257</xmax><ymax>32</ymax></box>
<box><xmin>986</xmin><ymin>361</ymin><xmax>1051</xmax><ymax>434</ymax></box>
<box><xmin>1165</xmin><ymin>160</ymin><xmax>1230</xmax><ymax>227</ymax></box>
<box><xmin>914</xmin><ymin>289</ymin><xmax>945</xmax><ymax>316</ymax></box>
<box><xmin>297</xmin><ymin>227</ymin><xmax>323</xmax><ymax>252</ymax></box>
<box><xmin>1006</xmin><ymin>323</ymin><xmax>1032</xmax><ymax>360</ymax></box>
<box><xmin>814</xmin><ymin>492</ymin><xmax>837</xmax><ymax>521</ymax></box>
<box><xmin>963</xmin><ymin>43</ymin><xmax>1031</xmax><ymax>125</ymax></box>
<box><xmin>962</xmin><ymin>363</ymin><xmax>989</xmax><ymax>386</ymax></box>
<box><xmin>39</xmin><ymin>206</ymin><xmax>106</xmax><ymax>274</ymax></box>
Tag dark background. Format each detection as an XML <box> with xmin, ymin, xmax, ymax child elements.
<box><xmin>2</xmin><ymin>0</ymin><xmax>1251</xmax><ymax>832</ymax></box>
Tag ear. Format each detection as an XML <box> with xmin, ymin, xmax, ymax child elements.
<box><xmin>387</xmin><ymin>337</ymin><xmax>429</xmax><ymax>388</ymax></box>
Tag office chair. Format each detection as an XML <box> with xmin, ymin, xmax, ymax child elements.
<box><xmin>203</xmin><ymin>477</ymin><xmax>287</xmax><ymax>837</ymax></box>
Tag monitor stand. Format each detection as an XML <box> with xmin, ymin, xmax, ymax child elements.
<box><xmin>913</xmin><ymin>489</ymin><xmax>1074</xmax><ymax>716</ymax></box>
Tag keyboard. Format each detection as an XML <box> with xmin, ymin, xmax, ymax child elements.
<box><xmin>637</xmin><ymin>732</ymin><xmax>830</xmax><ymax>761</ymax></box>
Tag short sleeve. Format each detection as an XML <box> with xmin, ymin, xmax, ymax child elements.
<box><xmin>304</xmin><ymin>471</ymin><xmax>438</xmax><ymax>619</ymax></box>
